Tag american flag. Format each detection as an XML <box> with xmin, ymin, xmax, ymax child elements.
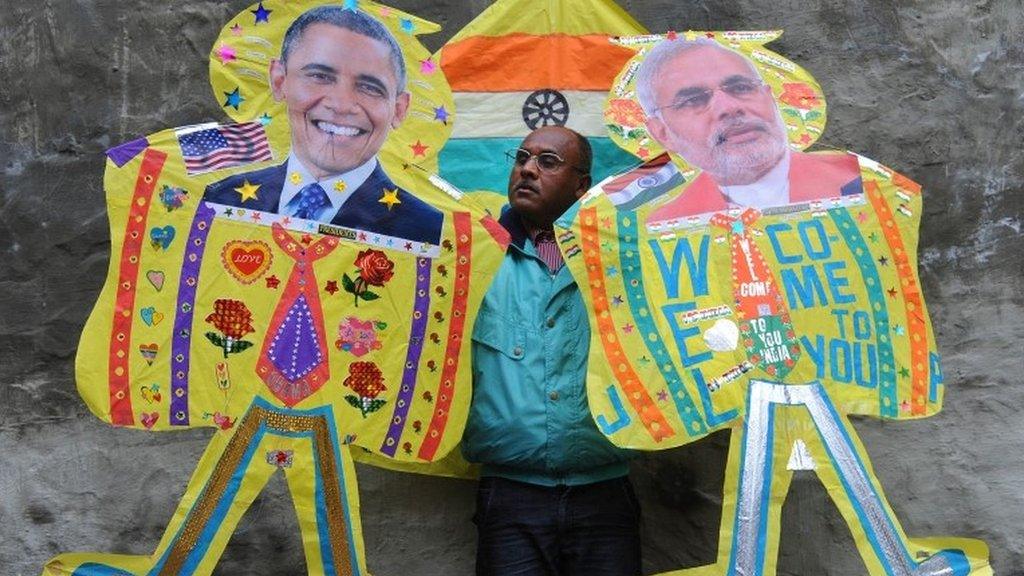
<box><xmin>176</xmin><ymin>122</ymin><xmax>273</xmax><ymax>175</ymax></box>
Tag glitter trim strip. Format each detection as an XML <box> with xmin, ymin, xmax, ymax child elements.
<box><xmin>169</xmin><ymin>202</ymin><xmax>216</xmax><ymax>426</ymax></box>
<box><xmin>617</xmin><ymin>213</ymin><xmax>707</xmax><ymax>438</ymax></box>
<box><xmin>108</xmin><ymin>148</ymin><xmax>166</xmax><ymax>426</ymax></box>
<box><xmin>418</xmin><ymin>212</ymin><xmax>472</xmax><ymax>461</ymax></box>
<box><xmin>157</xmin><ymin>402</ymin><xmax>356</xmax><ymax>576</ymax></box>
<box><xmin>579</xmin><ymin>207</ymin><xmax>674</xmax><ymax>443</ymax></box>
<box><xmin>380</xmin><ymin>256</ymin><xmax>432</xmax><ymax>456</ymax></box>
<box><xmin>865</xmin><ymin>182</ymin><xmax>929</xmax><ymax>415</ymax></box>
<box><xmin>828</xmin><ymin>207</ymin><xmax>898</xmax><ymax>417</ymax></box>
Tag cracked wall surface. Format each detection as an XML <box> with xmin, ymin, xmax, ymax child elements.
<box><xmin>1</xmin><ymin>1</ymin><xmax>1021</xmax><ymax>574</ymax></box>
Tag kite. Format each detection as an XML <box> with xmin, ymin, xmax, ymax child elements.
<box><xmin>45</xmin><ymin>2</ymin><xmax>507</xmax><ymax>574</ymax></box>
<box><xmin>552</xmin><ymin>30</ymin><xmax>992</xmax><ymax>576</ymax></box>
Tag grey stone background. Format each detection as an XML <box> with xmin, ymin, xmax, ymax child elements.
<box><xmin>1</xmin><ymin>0</ymin><xmax>1021</xmax><ymax>574</ymax></box>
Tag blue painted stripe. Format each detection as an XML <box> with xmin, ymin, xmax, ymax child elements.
<box><xmin>73</xmin><ymin>563</ymin><xmax>133</xmax><ymax>576</ymax></box>
<box><xmin>439</xmin><ymin>137</ymin><xmax>638</xmax><ymax>195</ymax></box>
<box><xmin>829</xmin><ymin>208</ymin><xmax>898</xmax><ymax>416</ymax></box>
<box><xmin>616</xmin><ymin>213</ymin><xmax>708</xmax><ymax>437</ymax></box>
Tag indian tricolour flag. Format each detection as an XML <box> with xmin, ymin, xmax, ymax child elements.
<box><xmin>435</xmin><ymin>0</ymin><xmax>647</xmax><ymax>197</ymax></box>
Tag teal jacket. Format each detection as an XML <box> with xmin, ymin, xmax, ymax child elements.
<box><xmin>462</xmin><ymin>208</ymin><xmax>632</xmax><ymax>486</ymax></box>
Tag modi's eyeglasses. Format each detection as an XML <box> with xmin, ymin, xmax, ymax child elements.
<box><xmin>653</xmin><ymin>77</ymin><xmax>767</xmax><ymax>115</ymax></box>
<box><xmin>505</xmin><ymin>148</ymin><xmax>587</xmax><ymax>174</ymax></box>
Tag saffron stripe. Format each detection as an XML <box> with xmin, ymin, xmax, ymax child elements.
<box><xmin>828</xmin><ymin>207</ymin><xmax>898</xmax><ymax>417</ymax></box>
<box><xmin>380</xmin><ymin>257</ymin><xmax>432</xmax><ymax>456</ymax></box>
<box><xmin>865</xmin><ymin>181</ymin><xmax>929</xmax><ymax>415</ymax></box>
<box><xmin>108</xmin><ymin>147</ymin><xmax>166</xmax><ymax>426</ymax></box>
<box><xmin>616</xmin><ymin>213</ymin><xmax>707</xmax><ymax>438</ymax></box>
<box><xmin>169</xmin><ymin>202</ymin><xmax>216</xmax><ymax>426</ymax></box>
<box><xmin>578</xmin><ymin>207</ymin><xmax>675</xmax><ymax>442</ymax></box>
<box><xmin>418</xmin><ymin>212</ymin><xmax>473</xmax><ymax>461</ymax></box>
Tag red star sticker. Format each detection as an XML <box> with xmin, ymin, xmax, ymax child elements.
<box><xmin>300</xmin><ymin>234</ymin><xmax>313</xmax><ymax>245</ymax></box>
<box><xmin>705</xmin><ymin>32</ymin><xmax>715</xmax><ymax>38</ymax></box>
<box><xmin>265</xmin><ymin>275</ymin><xmax>280</xmax><ymax>289</ymax></box>
<box><xmin>324</xmin><ymin>280</ymin><xmax>339</xmax><ymax>295</ymax></box>
<box><xmin>404</xmin><ymin>242</ymin><xmax>413</xmax><ymax>251</ymax></box>
<box><xmin>280</xmin><ymin>216</ymin><xmax>291</xmax><ymax>226</ymax></box>
<box><xmin>409</xmin><ymin>139</ymin><xmax>429</xmax><ymax>158</ymax></box>
<box><xmin>887</xmin><ymin>287</ymin><xmax>898</xmax><ymax>298</ymax></box>
<box><xmin>358</xmin><ymin>232</ymin><xmax>367</xmax><ymax>241</ymax></box>
<box><xmin>250</xmin><ymin>212</ymin><xmax>261</xmax><ymax>221</ymax></box>
<box><xmin>798</xmin><ymin>133</ymin><xmax>812</xmax><ymax>145</ymax></box>
<box><xmin>637</xmin><ymin>147</ymin><xmax>650</xmax><ymax>158</ymax></box>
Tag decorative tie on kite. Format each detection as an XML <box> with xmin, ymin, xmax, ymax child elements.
<box><xmin>710</xmin><ymin>209</ymin><xmax>800</xmax><ymax>379</ymax></box>
<box><xmin>256</xmin><ymin>225</ymin><xmax>339</xmax><ymax>406</ymax></box>
<box><xmin>285</xmin><ymin>182</ymin><xmax>330</xmax><ymax>221</ymax></box>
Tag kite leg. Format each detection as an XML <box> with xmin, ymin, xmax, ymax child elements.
<box><xmin>714</xmin><ymin>381</ymin><xmax>979</xmax><ymax>576</ymax></box>
<box><xmin>44</xmin><ymin>399</ymin><xmax>369</xmax><ymax>576</ymax></box>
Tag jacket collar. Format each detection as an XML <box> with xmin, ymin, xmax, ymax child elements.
<box><xmin>498</xmin><ymin>205</ymin><xmax>531</xmax><ymax>250</ymax></box>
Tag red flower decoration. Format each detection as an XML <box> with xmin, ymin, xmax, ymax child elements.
<box><xmin>354</xmin><ymin>249</ymin><xmax>395</xmax><ymax>287</ymax></box>
<box><xmin>779</xmin><ymin>83</ymin><xmax>820</xmax><ymax>110</ymax></box>
<box><xmin>344</xmin><ymin>361</ymin><xmax>387</xmax><ymax>399</ymax></box>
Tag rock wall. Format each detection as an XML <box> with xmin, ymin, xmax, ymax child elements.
<box><xmin>1</xmin><ymin>1</ymin><xmax>1021</xmax><ymax>574</ymax></box>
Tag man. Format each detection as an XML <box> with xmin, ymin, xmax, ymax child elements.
<box><xmin>634</xmin><ymin>39</ymin><xmax>862</xmax><ymax>221</ymax></box>
<box><xmin>462</xmin><ymin>126</ymin><xmax>641</xmax><ymax>576</ymax></box>
<box><xmin>203</xmin><ymin>6</ymin><xmax>443</xmax><ymax>245</ymax></box>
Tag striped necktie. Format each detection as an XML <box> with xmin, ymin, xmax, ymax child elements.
<box><xmin>285</xmin><ymin>182</ymin><xmax>330</xmax><ymax>220</ymax></box>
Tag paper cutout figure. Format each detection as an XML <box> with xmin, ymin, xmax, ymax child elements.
<box><xmin>45</xmin><ymin>2</ymin><xmax>507</xmax><ymax>575</ymax></box>
<box><xmin>552</xmin><ymin>31</ymin><xmax>991</xmax><ymax>575</ymax></box>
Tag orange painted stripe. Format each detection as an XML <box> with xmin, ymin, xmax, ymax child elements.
<box><xmin>109</xmin><ymin>148</ymin><xmax>167</xmax><ymax>426</ymax></box>
<box><xmin>865</xmin><ymin>182</ymin><xmax>929</xmax><ymax>415</ymax></box>
<box><xmin>579</xmin><ymin>207</ymin><xmax>675</xmax><ymax>442</ymax></box>
<box><xmin>440</xmin><ymin>33</ymin><xmax>637</xmax><ymax>92</ymax></box>
<box><xmin>418</xmin><ymin>212</ymin><xmax>473</xmax><ymax>461</ymax></box>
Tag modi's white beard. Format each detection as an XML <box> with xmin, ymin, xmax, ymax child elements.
<box><xmin>674</xmin><ymin>112</ymin><xmax>789</xmax><ymax>186</ymax></box>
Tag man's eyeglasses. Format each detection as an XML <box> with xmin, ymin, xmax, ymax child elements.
<box><xmin>505</xmin><ymin>148</ymin><xmax>587</xmax><ymax>174</ymax></box>
<box><xmin>654</xmin><ymin>77</ymin><xmax>767</xmax><ymax>115</ymax></box>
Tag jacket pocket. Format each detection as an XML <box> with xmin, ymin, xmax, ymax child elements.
<box><xmin>471</xmin><ymin>307</ymin><xmax>526</xmax><ymax>361</ymax></box>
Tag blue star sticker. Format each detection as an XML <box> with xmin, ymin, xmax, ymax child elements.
<box><xmin>606</xmin><ymin>265</ymin><xmax>619</xmax><ymax>277</ymax></box>
<box><xmin>433</xmin><ymin>105</ymin><xmax>449</xmax><ymax>123</ymax></box>
<box><xmin>223</xmin><ymin>87</ymin><xmax>243</xmax><ymax>110</ymax></box>
<box><xmin>258</xmin><ymin>113</ymin><xmax>272</xmax><ymax>126</ymax></box>
<box><xmin>400</xmin><ymin>18</ymin><xmax>415</xmax><ymax>34</ymax></box>
<box><xmin>731</xmin><ymin>220</ymin><xmax>745</xmax><ymax>234</ymax></box>
<box><xmin>343</xmin><ymin>0</ymin><xmax>359</xmax><ymax>9</ymax></box>
<box><xmin>251</xmin><ymin>2</ymin><xmax>271</xmax><ymax>24</ymax></box>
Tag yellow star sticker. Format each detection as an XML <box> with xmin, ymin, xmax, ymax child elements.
<box><xmin>379</xmin><ymin>187</ymin><xmax>401</xmax><ymax>211</ymax></box>
<box><xmin>234</xmin><ymin>180</ymin><xmax>260</xmax><ymax>202</ymax></box>
<box><xmin>289</xmin><ymin>172</ymin><xmax>303</xmax><ymax>185</ymax></box>
<box><xmin>334</xmin><ymin>180</ymin><xmax>347</xmax><ymax>193</ymax></box>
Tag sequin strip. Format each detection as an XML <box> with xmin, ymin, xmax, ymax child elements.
<box><xmin>865</xmin><ymin>182</ymin><xmax>929</xmax><ymax>415</ymax></box>
<box><xmin>417</xmin><ymin>212</ymin><xmax>472</xmax><ymax>461</ymax></box>
<box><xmin>159</xmin><ymin>405</ymin><xmax>354</xmax><ymax>576</ymax></box>
<box><xmin>828</xmin><ymin>207</ymin><xmax>898</xmax><ymax>417</ymax></box>
<box><xmin>617</xmin><ymin>213</ymin><xmax>707</xmax><ymax>438</ymax></box>
<box><xmin>108</xmin><ymin>148</ymin><xmax>166</xmax><ymax>426</ymax></box>
<box><xmin>380</xmin><ymin>257</ymin><xmax>432</xmax><ymax>456</ymax></box>
<box><xmin>169</xmin><ymin>202</ymin><xmax>216</xmax><ymax>426</ymax></box>
<box><xmin>579</xmin><ymin>208</ymin><xmax>675</xmax><ymax>442</ymax></box>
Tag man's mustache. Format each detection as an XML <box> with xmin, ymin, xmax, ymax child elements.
<box><xmin>712</xmin><ymin>118</ymin><xmax>771</xmax><ymax>147</ymax></box>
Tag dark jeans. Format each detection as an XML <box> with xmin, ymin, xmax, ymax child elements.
<box><xmin>473</xmin><ymin>476</ymin><xmax>642</xmax><ymax>576</ymax></box>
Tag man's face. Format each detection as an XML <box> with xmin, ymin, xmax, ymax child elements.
<box><xmin>270</xmin><ymin>24</ymin><xmax>409</xmax><ymax>180</ymax></box>
<box><xmin>508</xmin><ymin>127</ymin><xmax>590</xmax><ymax>229</ymax></box>
<box><xmin>645</xmin><ymin>46</ymin><xmax>788</xmax><ymax>186</ymax></box>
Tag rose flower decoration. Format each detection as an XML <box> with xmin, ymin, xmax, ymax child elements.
<box><xmin>203</xmin><ymin>298</ymin><xmax>255</xmax><ymax>358</ymax></box>
<box><xmin>342</xmin><ymin>249</ymin><xmax>395</xmax><ymax>307</ymax></box>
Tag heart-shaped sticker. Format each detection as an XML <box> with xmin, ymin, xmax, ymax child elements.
<box><xmin>140</xmin><ymin>412</ymin><xmax>159</xmax><ymax>429</ymax></box>
<box><xmin>146</xmin><ymin>270</ymin><xmax>165</xmax><ymax>291</ymax></box>
<box><xmin>139</xmin><ymin>343</ymin><xmax>159</xmax><ymax>365</ymax></box>
<box><xmin>140</xmin><ymin>307</ymin><xmax>164</xmax><ymax>326</ymax></box>
<box><xmin>150</xmin><ymin>226</ymin><xmax>176</xmax><ymax>250</ymax></box>
<box><xmin>221</xmin><ymin>240</ymin><xmax>273</xmax><ymax>284</ymax></box>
